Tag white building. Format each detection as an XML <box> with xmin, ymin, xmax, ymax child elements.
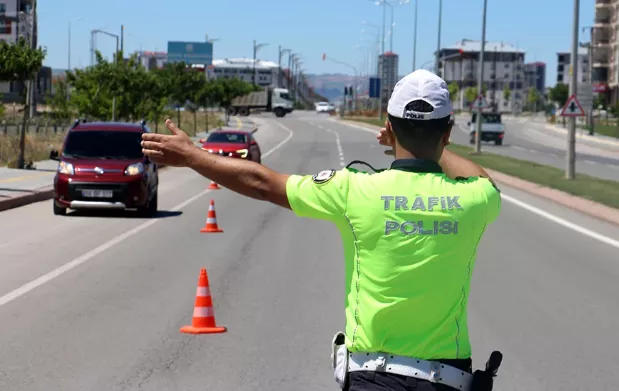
<box><xmin>439</xmin><ymin>39</ymin><xmax>526</xmax><ymax>113</ymax></box>
<box><xmin>556</xmin><ymin>47</ymin><xmax>590</xmax><ymax>85</ymax></box>
<box><xmin>210</xmin><ymin>58</ymin><xmax>280</xmax><ymax>87</ymax></box>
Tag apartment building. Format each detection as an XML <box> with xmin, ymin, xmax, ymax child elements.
<box><xmin>0</xmin><ymin>0</ymin><xmax>51</xmax><ymax>104</ymax></box>
<box><xmin>591</xmin><ymin>0</ymin><xmax>617</xmax><ymax>102</ymax></box>
<box><xmin>556</xmin><ymin>47</ymin><xmax>590</xmax><ymax>85</ymax></box>
<box><xmin>135</xmin><ymin>51</ymin><xmax>168</xmax><ymax>71</ymax></box>
<box><xmin>439</xmin><ymin>39</ymin><xmax>526</xmax><ymax>113</ymax></box>
<box><xmin>377</xmin><ymin>51</ymin><xmax>399</xmax><ymax>108</ymax></box>
<box><xmin>524</xmin><ymin>62</ymin><xmax>546</xmax><ymax>96</ymax></box>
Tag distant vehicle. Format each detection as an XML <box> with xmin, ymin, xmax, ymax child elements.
<box><xmin>201</xmin><ymin>130</ymin><xmax>262</xmax><ymax>163</ymax></box>
<box><xmin>315</xmin><ymin>102</ymin><xmax>330</xmax><ymax>113</ymax></box>
<box><xmin>468</xmin><ymin>112</ymin><xmax>505</xmax><ymax>145</ymax></box>
<box><xmin>228</xmin><ymin>87</ymin><xmax>294</xmax><ymax>118</ymax></box>
<box><xmin>49</xmin><ymin>120</ymin><xmax>159</xmax><ymax>216</ymax></box>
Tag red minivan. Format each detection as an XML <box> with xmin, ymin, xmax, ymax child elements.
<box><xmin>49</xmin><ymin>120</ymin><xmax>159</xmax><ymax>216</ymax></box>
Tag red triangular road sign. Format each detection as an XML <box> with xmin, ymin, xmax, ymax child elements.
<box><xmin>559</xmin><ymin>94</ymin><xmax>585</xmax><ymax>117</ymax></box>
<box><xmin>471</xmin><ymin>94</ymin><xmax>489</xmax><ymax>109</ymax></box>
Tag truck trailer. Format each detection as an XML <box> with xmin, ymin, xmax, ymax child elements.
<box><xmin>228</xmin><ymin>87</ymin><xmax>294</xmax><ymax>118</ymax></box>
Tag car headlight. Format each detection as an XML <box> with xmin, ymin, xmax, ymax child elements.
<box><xmin>57</xmin><ymin>161</ymin><xmax>74</xmax><ymax>175</ymax></box>
<box><xmin>125</xmin><ymin>162</ymin><xmax>145</xmax><ymax>176</ymax></box>
<box><xmin>236</xmin><ymin>149</ymin><xmax>248</xmax><ymax>158</ymax></box>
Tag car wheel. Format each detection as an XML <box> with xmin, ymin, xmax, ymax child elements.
<box><xmin>495</xmin><ymin>139</ymin><xmax>503</xmax><ymax>146</ymax></box>
<box><xmin>53</xmin><ymin>202</ymin><xmax>67</xmax><ymax>216</ymax></box>
<box><xmin>139</xmin><ymin>192</ymin><xmax>158</xmax><ymax>217</ymax></box>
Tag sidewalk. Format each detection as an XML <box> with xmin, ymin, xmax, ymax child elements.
<box><xmin>0</xmin><ymin>116</ymin><xmax>257</xmax><ymax>213</ymax></box>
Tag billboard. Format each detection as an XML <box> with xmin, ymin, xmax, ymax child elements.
<box><xmin>167</xmin><ymin>41</ymin><xmax>213</xmax><ymax>66</ymax></box>
<box><xmin>369</xmin><ymin>77</ymin><xmax>381</xmax><ymax>98</ymax></box>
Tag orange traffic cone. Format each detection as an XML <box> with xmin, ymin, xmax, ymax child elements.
<box><xmin>180</xmin><ymin>268</ymin><xmax>227</xmax><ymax>334</ymax></box>
<box><xmin>208</xmin><ymin>181</ymin><xmax>220</xmax><ymax>190</ymax></box>
<box><xmin>200</xmin><ymin>199</ymin><xmax>223</xmax><ymax>233</ymax></box>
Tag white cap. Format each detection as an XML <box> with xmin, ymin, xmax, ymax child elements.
<box><xmin>387</xmin><ymin>69</ymin><xmax>452</xmax><ymax>121</ymax></box>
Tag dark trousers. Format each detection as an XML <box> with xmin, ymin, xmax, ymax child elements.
<box><xmin>347</xmin><ymin>358</ymin><xmax>472</xmax><ymax>391</ymax></box>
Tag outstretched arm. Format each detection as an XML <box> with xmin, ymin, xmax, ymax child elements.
<box><xmin>141</xmin><ymin>120</ymin><xmax>291</xmax><ymax>209</ymax></box>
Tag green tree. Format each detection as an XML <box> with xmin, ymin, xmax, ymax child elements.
<box><xmin>503</xmin><ymin>85</ymin><xmax>511</xmax><ymax>102</ymax></box>
<box><xmin>548</xmin><ymin>83</ymin><xmax>569</xmax><ymax>107</ymax></box>
<box><xmin>160</xmin><ymin>62</ymin><xmax>200</xmax><ymax>127</ymax></box>
<box><xmin>447</xmin><ymin>82</ymin><xmax>460</xmax><ymax>103</ymax></box>
<box><xmin>215</xmin><ymin>77</ymin><xmax>258</xmax><ymax>124</ymax></box>
<box><xmin>47</xmin><ymin>79</ymin><xmax>73</xmax><ymax>121</ymax></box>
<box><xmin>526</xmin><ymin>87</ymin><xmax>541</xmax><ymax>112</ymax></box>
<box><xmin>143</xmin><ymin>68</ymin><xmax>171</xmax><ymax>133</ymax></box>
<box><xmin>0</xmin><ymin>37</ymin><xmax>47</xmax><ymax>168</ymax></box>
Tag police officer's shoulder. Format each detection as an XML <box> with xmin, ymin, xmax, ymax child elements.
<box><xmin>311</xmin><ymin>169</ymin><xmax>338</xmax><ymax>184</ymax></box>
<box><xmin>453</xmin><ymin>175</ymin><xmax>500</xmax><ymax>191</ymax></box>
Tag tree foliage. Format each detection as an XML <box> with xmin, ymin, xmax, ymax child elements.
<box><xmin>0</xmin><ymin>37</ymin><xmax>46</xmax><ymax>82</ymax></box>
<box><xmin>503</xmin><ymin>85</ymin><xmax>511</xmax><ymax>102</ymax></box>
<box><xmin>548</xmin><ymin>83</ymin><xmax>569</xmax><ymax>107</ymax></box>
<box><xmin>447</xmin><ymin>82</ymin><xmax>459</xmax><ymax>103</ymax></box>
<box><xmin>56</xmin><ymin>50</ymin><xmax>259</xmax><ymax>127</ymax></box>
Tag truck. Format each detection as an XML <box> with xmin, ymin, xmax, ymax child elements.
<box><xmin>467</xmin><ymin>111</ymin><xmax>506</xmax><ymax>146</ymax></box>
<box><xmin>228</xmin><ymin>87</ymin><xmax>294</xmax><ymax>118</ymax></box>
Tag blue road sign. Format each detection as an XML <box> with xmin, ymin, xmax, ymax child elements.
<box><xmin>369</xmin><ymin>77</ymin><xmax>381</xmax><ymax>98</ymax></box>
<box><xmin>167</xmin><ymin>41</ymin><xmax>213</xmax><ymax>65</ymax></box>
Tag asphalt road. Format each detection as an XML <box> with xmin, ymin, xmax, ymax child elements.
<box><xmin>452</xmin><ymin>115</ymin><xmax>619</xmax><ymax>182</ymax></box>
<box><xmin>1</xmin><ymin>111</ymin><xmax>618</xmax><ymax>390</ymax></box>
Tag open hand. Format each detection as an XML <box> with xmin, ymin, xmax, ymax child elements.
<box><xmin>141</xmin><ymin>120</ymin><xmax>196</xmax><ymax>167</ymax></box>
<box><xmin>376</xmin><ymin>120</ymin><xmax>395</xmax><ymax>155</ymax></box>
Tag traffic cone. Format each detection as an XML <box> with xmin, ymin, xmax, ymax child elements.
<box><xmin>208</xmin><ymin>181</ymin><xmax>220</xmax><ymax>190</ymax></box>
<box><xmin>200</xmin><ymin>199</ymin><xmax>223</xmax><ymax>233</ymax></box>
<box><xmin>180</xmin><ymin>268</ymin><xmax>227</xmax><ymax>334</ymax></box>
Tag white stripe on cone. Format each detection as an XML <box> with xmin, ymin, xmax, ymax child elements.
<box><xmin>206</xmin><ymin>217</ymin><xmax>217</xmax><ymax>224</ymax></box>
<box><xmin>196</xmin><ymin>287</ymin><xmax>211</xmax><ymax>296</ymax></box>
<box><xmin>193</xmin><ymin>306</ymin><xmax>214</xmax><ymax>318</ymax></box>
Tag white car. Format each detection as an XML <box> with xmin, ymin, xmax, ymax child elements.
<box><xmin>315</xmin><ymin>102</ymin><xmax>331</xmax><ymax>113</ymax></box>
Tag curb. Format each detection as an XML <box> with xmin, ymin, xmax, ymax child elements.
<box><xmin>0</xmin><ymin>165</ymin><xmax>171</xmax><ymax>213</ymax></box>
<box><xmin>544</xmin><ymin>124</ymin><xmax>619</xmax><ymax>148</ymax></box>
<box><xmin>337</xmin><ymin>118</ymin><xmax>619</xmax><ymax>226</ymax></box>
<box><xmin>487</xmin><ymin>169</ymin><xmax>619</xmax><ymax>227</ymax></box>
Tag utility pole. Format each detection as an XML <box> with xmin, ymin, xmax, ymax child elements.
<box><xmin>412</xmin><ymin>0</ymin><xmax>418</xmax><ymax>71</ymax></box>
<box><xmin>566</xmin><ymin>0</ymin><xmax>579</xmax><ymax>179</ymax></box>
<box><xmin>27</xmin><ymin>0</ymin><xmax>37</xmax><ymax>119</ymax></box>
<box><xmin>474</xmin><ymin>0</ymin><xmax>488</xmax><ymax>154</ymax></box>
<box><xmin>252</xmin><ymin>40</ymin><xmax>257</xmax><ymax>85</ymax></box>
<box><xmin>435</xmin><ymin>0</ymin><xmax>442</xmax><ymax>76</ymax></box>
<box><xmin>378</xmin><ymin>2</ymin><xmax>386</xmax><ymax>121</ymax></box>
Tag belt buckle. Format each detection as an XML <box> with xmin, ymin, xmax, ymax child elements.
<box><xmin>375</xmin><ymin>356</ymin><xmax>386</xmax><ymax>372</ymax></box>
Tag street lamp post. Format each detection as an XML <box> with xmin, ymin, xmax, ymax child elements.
<box><xmin>253</xmin><ymin>40</ymin><xmax>268</xmax><ymax>86</ymax></box>
<box><xmin>92</xmin><ymin>29</ymin><xmax>120</xmax><ymax>120</ymax></box>
<box><xmin>279</xmin><ymin>47</ymin><xmax>291</xmax><ymax>88</ymax></box>
<box><xmin>435</xmin><ymin>0</ymin><xmax>443</xmax><ymax>76</ymax></box>
<box><xmin>566</xmin><ymin>0</ymin><xmax>580</xmax><ymax>179</ymax></box>
<box><xmin>474</xmin><ymin>0</ymin><xmax>488</xmax><ymax>154</ymax></box>
<box><xmin>412</xmin><ymin>0</ymin><xmax>418</xmax><ymax>71</ymax></box>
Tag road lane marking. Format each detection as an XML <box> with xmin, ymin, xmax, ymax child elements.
<box><xmin>0</xmin><ymin>123</ymin><xmax>295</xmax><ymax>308</ymax></box>
<box><xmin>324</xmin><ymin>128</ymin><xmax>345</xmax><ymax>167</ymax></box>
<box><xmin>501</xmin><ymin>194</ymin><xmax>619</xmax><ymax>250</ymax></box>
<box><xmin>334</xmin><ymin>119</ymin><xmax>619</xmax><ymax>250</ymax></box>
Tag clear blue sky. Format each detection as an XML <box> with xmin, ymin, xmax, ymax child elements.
<box><xmin>39</xmin><ymin>0</ymin><xmax>595</xmax><ymax>87</ymax></box>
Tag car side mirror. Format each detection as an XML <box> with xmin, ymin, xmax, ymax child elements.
<box><xmin>49</xmin><ymin>150</ymin><xmax>60</xmax><ymax>161</ymax></box>
<box><xmin>199</xmin><ymin>138</ymin><xmax>205</xmax><ymax>144</ymax></box>
<box><xmin>250</xmin><ymin>140</ymin><xmax>257</xmax><ymax>145</ymax></box>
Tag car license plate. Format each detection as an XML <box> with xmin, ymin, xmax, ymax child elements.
<box><xmin>81</xmin><ymin>189</ymin><xmax>113</xmax><ymax>198</ymax></box>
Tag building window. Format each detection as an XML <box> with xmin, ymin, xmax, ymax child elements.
<box><xmin>0</xmin><ymin>21</ymin><xmax>11</xmax><ymax>35</ymax></box>
<box><xmin>0</xmin><ymin>3</ymin><xmax>5</xmax><ymax>15</ymax></box>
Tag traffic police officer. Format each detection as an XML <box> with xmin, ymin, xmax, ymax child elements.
<box><xmin>140</xmin><ymin>69</ymin><xmax>502</xmax><ymax>391</ymax></box>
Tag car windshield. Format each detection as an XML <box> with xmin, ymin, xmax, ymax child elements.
<box><xmin>206</xmin><ymin>133</ymin><xmax>247</xmax><ymax>144</ymax></box>
<box><xmin>63</xmin><ymin>130</ymin><xmax>143</xmax><ymax>159</ymax></box>
<box><xmin>317</xmin><ymin>103</ymin><xmax>329</xmax><ymax>107</ymax></box>
<box><xmin>472</xmin><ymin>113</ymin><xmax>502</xmax><ymax>124</ymax></box>
<box><xmin>280</xmin><ymin>93</ymin><xmax>292</xmax><ymax>101</ymax></box>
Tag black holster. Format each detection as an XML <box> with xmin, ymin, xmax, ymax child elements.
<box><xmin>471</xmin><ymin>351</ymin><xmax>502</xmax><ymax>391</ymax></box>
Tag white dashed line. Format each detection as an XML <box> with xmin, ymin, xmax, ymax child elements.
<box><xmin>584</xmin><ymin>160</ymin><xmax>598</xmax><ymax>165</ymax></box>
<box><xmin>325</xmin><ymin>128</ymin><xmax>345</xmax><ymax>167</ymax></box>
<box><xmin>512</xmin><ymin>145</ymin><xmax>526</xmax><ymax>151</ymax></box>
<box><xmin>527</xmin><ymin>149</ymin><xmax>537</xmax><ymax>153</ymax></box>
